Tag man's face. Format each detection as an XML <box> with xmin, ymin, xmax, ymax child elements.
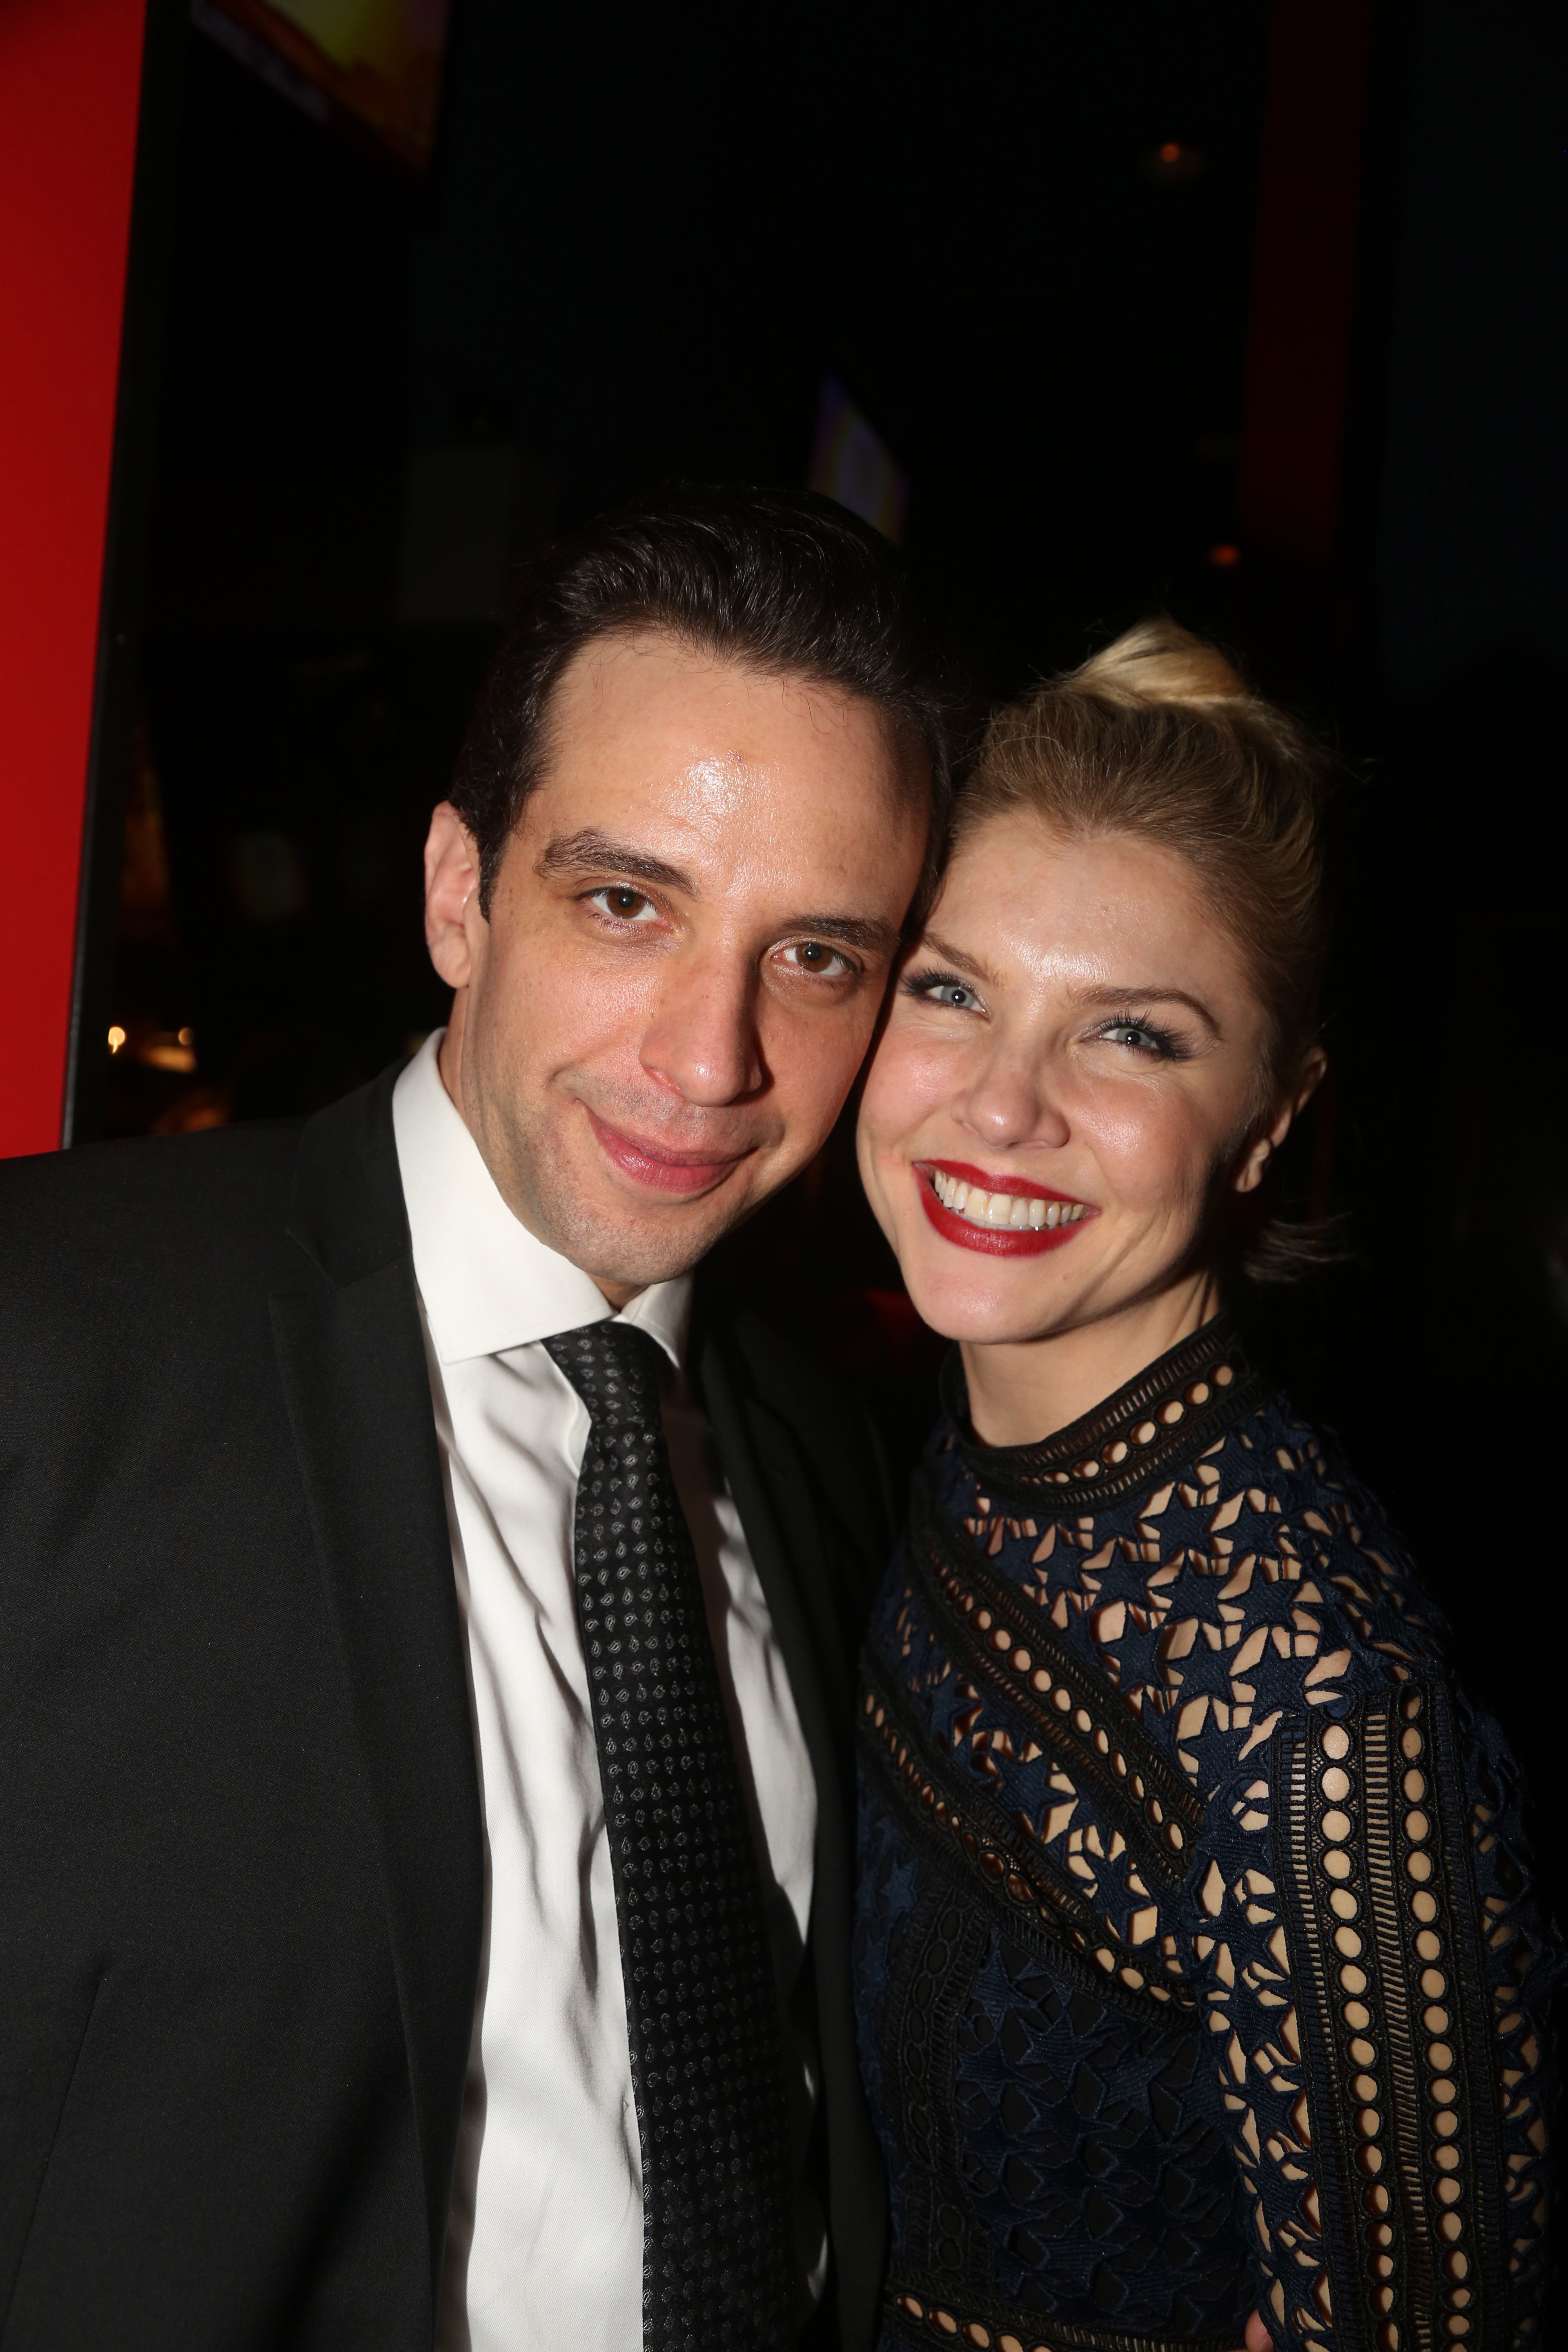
<box><xmin>424</xmin><ymin>630</ymin><xmax>928</xmax><ymax>1299</ymax></box>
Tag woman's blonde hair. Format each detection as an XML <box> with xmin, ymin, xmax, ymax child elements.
<box><xmin>955</xmin><ymin>618</ymin><xmax>1330</xmax><ymax>1100</ymax></box>
<box><xmin>951</xmin><ymin>618</ymin><xmax>1336</xmax><ymax>1276</ymax></box>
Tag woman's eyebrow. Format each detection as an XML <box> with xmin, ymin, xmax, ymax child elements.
<box><xmin>920</xmin><ymin>931</ymin><xmax>996</xmax><ymax>984</ymax></box>
<box><xmin>1079</xmin><ymin>982</ymin><xmax>1221</xmax><ymax>1035</ymax></box>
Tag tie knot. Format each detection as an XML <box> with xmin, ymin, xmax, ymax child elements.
<box><xmin>541</xmin><ymin>1316</ymin><xmax>666</xmax><ymax>1428</ymax></box>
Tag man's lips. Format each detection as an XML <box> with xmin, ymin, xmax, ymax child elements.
<box><xmin>913</xmin><ymin>1158</ymin><xmax>1098</xmax><ymax>1257</ymax></box>
<box><xmin>584</xmin><ymin>1106</ymin><xmax>750</xmax><ymax>1197</ymax></box>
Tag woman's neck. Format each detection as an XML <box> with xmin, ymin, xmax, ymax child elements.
<box><xmin>959</xmin><ymin>1269</ymin><xmax>1223</xmax><ymax>1449</ymax></box>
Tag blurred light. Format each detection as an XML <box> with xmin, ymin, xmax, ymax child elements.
<box><xmin>138</xmin><ymin>1033</ymin><xmax>197</xmax><ymax>1074</ymax></box>
<box><xmin>1207</xmin><ymin>543</ymin><xmax>1242</xmax><ymax>568</ymax></box>
<box><xmin>1141</xmin><ymin>139</ymin><xmax>1205</xmax><ymax>185</ymax></box>
<box><xmin>107</xmin><ymin>1025</ymin><xmax>126</xmax><ymax>1054</ymax></box>
<box><xmin>178</xmin><ymin>1026</ymin><xmax>194</xmax><ymax>1047</ymax></box>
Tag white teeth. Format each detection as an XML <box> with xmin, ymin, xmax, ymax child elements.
<box><xmin>929</xmin><ymin>1169</ymin><xmax>1091</xmax><ymax>1233</ymax></box>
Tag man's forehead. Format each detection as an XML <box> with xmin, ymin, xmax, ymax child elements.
<box><xmin>555</xmin><ymin>626</ymin><xmax>873</xmax><ymax>743</ymax></box>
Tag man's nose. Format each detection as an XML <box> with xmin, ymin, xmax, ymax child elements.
<box><xmin>639</xmin><ymin>951</ymin><xmax>766</xmax><ymax>1107</ymax></box>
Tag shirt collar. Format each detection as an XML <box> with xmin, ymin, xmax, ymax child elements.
<box><xmin>391</xmin><ymin>1029</ymin><xmax>691</xmax><ymax>1372</ymax></box>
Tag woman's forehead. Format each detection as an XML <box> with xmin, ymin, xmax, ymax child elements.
<box><xmin>930</xmin><ymin>820</ymin><xmax>1240</xmax><ymax>984</ymax></box>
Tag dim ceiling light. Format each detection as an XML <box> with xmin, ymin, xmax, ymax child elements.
<box><xmin>1207</xmin><ymin>543</ymin><xmax>1242</xmax><ymax>568</ymax></box>
<box><xmin>1141</xmin><ymin>139</ymin><xmax>1205</xmax><ymax>185</ymax></box>
<box><xmin>107</xmin><ymin>1025</ymin><xmax>127</xmax><ymax>1054</ymax></box>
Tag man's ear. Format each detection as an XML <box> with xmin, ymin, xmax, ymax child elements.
<box><xmin>1232</xmin><ymin>1046</ymin><xmax>1328</xmax><ymax>1196</ymax></box>
<box><xmin>424</xmin><ymin>802</ymin><xmax>485</xmax><ymax>988</ymax></box>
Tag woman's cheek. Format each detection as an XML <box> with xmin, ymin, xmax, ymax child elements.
<box><xmin>861</xmin><ymin>1022</ymin><xmax>954</xmax><ymax>1145</ymax></box>
<box><xmin>1078</xmin><ymin>1087</ymin><xmax>1204</xmax><ymax>1215</ymax></box>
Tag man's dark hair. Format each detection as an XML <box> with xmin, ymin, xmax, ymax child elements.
<box><xmin>448</xmin><ymin>483</ymin><xmax>963</xmax><ymax>915</ymax></box>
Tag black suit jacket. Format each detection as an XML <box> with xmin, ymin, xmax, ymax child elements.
<box><xmin>0</xmin><ymin>1068</ymin><xmax>889</xmax><ymax>2350</ymax></box>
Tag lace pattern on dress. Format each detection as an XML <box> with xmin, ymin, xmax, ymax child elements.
<box><xmin>853</xmin><ymin>1316</ymin><xmax>1558</xmax><ymax>2352</ymax></box>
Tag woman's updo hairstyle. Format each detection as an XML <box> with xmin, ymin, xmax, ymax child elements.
<box><xmin>954</xmin><ymin>618</ymin><xmax>1331</xmax><ymax>1105</ymax></box>
<box><xmin>951</xmin><ymin>618</ymin><xmax>1337</xmax><ymax>1277</ymax></box>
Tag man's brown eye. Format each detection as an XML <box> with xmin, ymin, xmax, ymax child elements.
<box><xmin>590</xmin><ymin>885</ymin><xmax>656</xmax><ymax>922</ymax></box>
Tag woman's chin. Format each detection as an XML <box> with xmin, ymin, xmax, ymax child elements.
<box><xmin>900</xmin><ymin>1254</ymin><xmax>1082</xmax><ymax>1348</ymax></box>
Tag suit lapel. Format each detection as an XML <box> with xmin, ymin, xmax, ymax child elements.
<box><xmin>270</xmin><ymin>1070</ymin><xmax>484</xmax><ymax>2306</ymax></box>
<box><xmin>699</xmin><ymin>1332</ymin><xmax>844</xmax><ymax>1815</ymax></box>
<box><xmin>700</xmin><ymin>1327</ymin><xmax>889</xmax><ymax>2350</ymax></box>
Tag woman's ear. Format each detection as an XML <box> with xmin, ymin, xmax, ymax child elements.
<box><xmin>1232</xmin><ymin>1047</ymin><xmax>1328</xmax><ymax>1195</ymax></box>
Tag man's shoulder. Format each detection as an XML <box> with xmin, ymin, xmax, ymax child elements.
<box><xmin>0</xmin><ymin>1120</ymin><xmax>307</xmax><ymax>1319</ymax></box>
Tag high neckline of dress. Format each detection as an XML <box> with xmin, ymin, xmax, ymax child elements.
<box><xmin>938</xmin><ymin>1312</ymin><xmax>1263</xmax><ymax>1514</ymax></box>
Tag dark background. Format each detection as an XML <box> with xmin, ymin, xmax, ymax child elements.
<box><xmin>98</xmin><ymin>0</ymin><xmax>1567</xmax><ymax>1920</ymax></box>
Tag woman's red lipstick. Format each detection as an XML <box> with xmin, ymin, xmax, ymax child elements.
<box><xmin>913</xmin><ymin>1159</ymin><xmax>1096</xmax><ymax>1257</ymax></box>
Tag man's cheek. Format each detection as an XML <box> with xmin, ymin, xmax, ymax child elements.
<box><xmin>512</xmin><ymin>953</ymin><xmax>652</xmax><ymax>1072</ymax></box>
<box><xmin>772</xmin><ymin>1020</ymin><xmax>874</xmax><ymax>1145</ymax></box>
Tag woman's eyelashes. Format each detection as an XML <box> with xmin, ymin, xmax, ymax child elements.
<box><xmin>1094</xmin><ymin>1010</ymin><xmax>1192</xmax><ymax>1061</ymax></box>
<box><xmin>905</xmin><ymin>967</ymin><xmax>986</xmax><ymax>1014</ymax></box>
<box><xmin>904</xmin><ymin>969</ymin><xmax>1194</xmax><ymax>1063</ymax></box>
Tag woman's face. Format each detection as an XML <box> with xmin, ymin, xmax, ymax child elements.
<box><xmin>858</xmin><ymin>814</ymin><xmax>1288</xmax><ymax>1346</ymax></box>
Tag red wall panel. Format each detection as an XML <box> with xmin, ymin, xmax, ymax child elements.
<box><xmin>0</xmin><ymin>0</ymin><xmax>147</xmax><ymax>1156</ymax></box>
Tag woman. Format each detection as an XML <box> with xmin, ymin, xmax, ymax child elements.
<box><xmin>851</xmin><ymin>623</ymin><xmax>1554</xmax><ymax>2352</ymax></box>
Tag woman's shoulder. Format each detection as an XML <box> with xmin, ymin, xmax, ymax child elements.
<box><xmin>1096</xmin><ymin>1383</ymin><xmax>1451</xmax><ymax>1789</ymax></box>
<box><xmin>917</xmin><ymin>1370</ymin><xmax>1453</xmax><ymax>1792</ymax></box>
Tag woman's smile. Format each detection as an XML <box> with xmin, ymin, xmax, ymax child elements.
<box><xmin>916</xmin><ymin>1159</ymin><xmax>1096</xmax><ymax>1253</ymax></box>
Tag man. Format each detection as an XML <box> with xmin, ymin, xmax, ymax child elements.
<box><xmin>0</xmin><ymin>489</ymin><xmax>953</xmax><ymax>2351</ymax></box>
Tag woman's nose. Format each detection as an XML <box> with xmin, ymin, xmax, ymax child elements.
<box><xmin>949</xmin><ymin>1048</ymin><xmax>1069</xmax><ymax>1152</ymax></box>
<box><xmin>639</xmin><ymin>954</ymin><xmax>766</xmax><ymax>1106</ymax></box>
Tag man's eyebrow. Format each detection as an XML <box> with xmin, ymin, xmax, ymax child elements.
<box><xmin>1077</xmin><ymin>981</ymin><xmax>1222</xmax><ymax>1034</ymax></box>
<box><xmin>535</xmin><ymin>829</ymin><xmax>697</xmax><ymax>894</ymax></box>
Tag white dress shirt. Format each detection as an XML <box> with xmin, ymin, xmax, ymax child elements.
<box><xmin>392</xmin><ymin>1034</ymin><xmax>821</xmax><ymax>2352</ymax></box>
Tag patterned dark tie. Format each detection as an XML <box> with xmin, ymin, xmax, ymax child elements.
<box><xmin>541</xmin><ymin>1318</ymin><xmax>795</xmax><ymax>2352</ymax></box>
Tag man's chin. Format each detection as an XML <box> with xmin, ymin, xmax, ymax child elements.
<box><xmin>528</xmin><ymin>1166</ymin><xmax>760</xmax><ymax>1292</ymax></box>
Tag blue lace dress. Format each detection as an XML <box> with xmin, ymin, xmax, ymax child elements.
<box><xmin>854</xmin><ymin>1316</ymin><xmax>1555</xmax><ymax>2352</ymax></box>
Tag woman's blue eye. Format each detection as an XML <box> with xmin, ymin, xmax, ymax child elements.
<box><xmin>905</xmin><ymin>968</ymin><xmax>982</xmax><ymax>1013</ymax></box>
<box><xmin>1101</xmin><ymin>1018</ymin><xmax>1178</xmax><ymax>1057</ymax></box>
